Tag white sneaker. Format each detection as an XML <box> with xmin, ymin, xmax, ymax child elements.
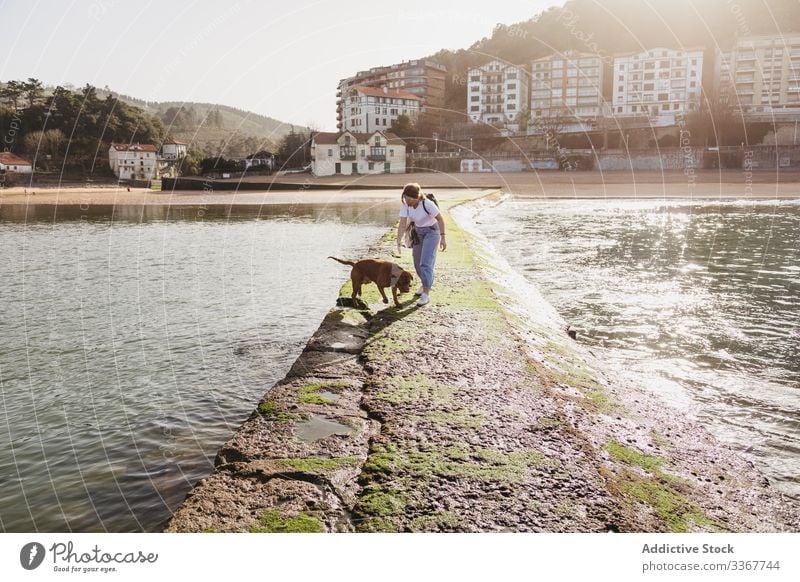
<box><xmin>417</xmin><ymin>293</ymin><xmax>430</xmax><ymax>306</ymax></box>
<box><xmin>414</xmin><ymin>285</ymin><xmax>424</xmax><ymax>296</ymax></box>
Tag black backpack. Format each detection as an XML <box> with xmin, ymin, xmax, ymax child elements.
<box><xmin>421</xmin><ymin>193</ymin><xmax>438</xmax><ymax>214</ymax></box>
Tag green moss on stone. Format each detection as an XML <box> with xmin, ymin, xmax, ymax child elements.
<box><xmin>250</xmin><ymin>509</ymin><xmax>324</xmax><ymax>533</ymax></box>
<box><xmin>298</xmin><ymin>381</ymin><xmax>347</xmax><ymax>405</ymax></box>
<box><xmin>375</xmin><ymin>374</ymin><xmax>455</xmax><ymax>405</ymax></box>
<box><xmin>607</xmin><ymin>441</ymin><xmax>663</xmax><ymax>473</ymax></box>
<box><xmin>358</xmin><ymin>488</ymin><xmax>406</xmax><ymax>517</ymax></box>
<box><xmin>278</xmin><ymin>456</ymin><xmax>360</xmax><ymax>473</ymax></box>
<box><xmin>607</xmin><ymin>441</ymin><xmax>727</xmax><ymax>532</ymax></box>
<box><xmin>257</xmin><ymin>400</ymin><xmax>297</xmax><ymax>422</ymax></box>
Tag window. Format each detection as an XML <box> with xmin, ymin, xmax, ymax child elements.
<box><xmin>508</xmin><ymin>72</ymin><xmax>517</xmax><ymax>79</ymax></box>
<box><xmin>645</xmin><ymin>62</ymin><xmax>655</xmax><ymax>69</ymax></box>
<box><xmin>470</xmin><ymin>75</ymin><xmax>480</xmax><ymax>82</ymax></box>
<box><xmin>507</xmin><ymin>83</ymin><xmax>516</xmax><ymax>90</ymax></box>
<box><xmin>617</xmin><ymin>106</ymin><xmax>622</xmax><ymax>112</ymax></box>
<box><xmin>507</xmin><ymin>103</ymin><xmax>516</xmax><ymax>110</ymax></box>
<box><xmin>660</xmin><ymin>60</ymin><xmax>670</xmax><ymax>68</ymax></box>
<box><xmin>658</xmin><ymin>93</ymin><xmax>668</xmax><ymax>100</ymax></box>
<box><xmin>471</xmin><ymin>86</ymin><xmax>479</xmax><ymax>92</ymax></box>
<box><xmin>618</xmin><ymin>75</ymin><xmax>624</xmax><ymax>81</ymax></box>
<box><xmin>644</xmin><ymin>83</ymin><xmax>654</xmax><ymax>90</ymax></box>
<box><xmin>389</xmin><ymin>149</ymin><xmax>394</xmax><ymax>157</ymax></box>
<box><xmin>618</xmin><ymin>86</ymin><xmax>623</xmax><ymax>92</ymax></box>
<box><xmin>471</xmin><ymin>95</ymin><xmax>479</xmax><ymax>102</ymax></box>
<box><xmin>470</xmin><ymin>105</ymin><xmax>479</xmax><ymax>111</ymax></box>
<box><xmin>328</xmin><ymin>149</ymin><xmax>333</xmax><ymax>157</ymax></box>
<box><xmin>644</xmin><ymin>73</ymin><xmax>654</xmax><ymax>80</ymax></box>
<box><xmin>662</xmin><ymin>103</ymin><xmax>669</xmax><ymax>110</ymax></box>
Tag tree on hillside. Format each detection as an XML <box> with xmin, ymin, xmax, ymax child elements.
<box><xmin>23</xmin><ymin>78</ymin><xmax>44</xmax><ymax>108</ymax></box>
<box><xmin>0</xmin><ymin>80</ymin><xmax>24</xmax><ymax>109</ymax></box>
<box><xmin>23</xmin><ymin>129</ymin><xmax>65</xmax><ymax>161</ymax></box>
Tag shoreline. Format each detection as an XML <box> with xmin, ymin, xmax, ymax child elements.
<box><xmin>164</xmin><ymin>189</ymin><xmax>796</xmax><ymax>533</ymax></box>
<box><xmin>1</xmin><ymin>170</ymin><xmax>798</xmax><ymax>206</ymax></box>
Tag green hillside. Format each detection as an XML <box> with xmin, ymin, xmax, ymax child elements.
<box><xmin>99</xmin><ymin>91</ymin><xmax>307</xmax><ymax>158</ymax></box>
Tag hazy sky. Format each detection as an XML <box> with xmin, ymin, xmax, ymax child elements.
<box><xmin>0</xmin><ymin>0</ymin><xmax>558</xmax><ymax>130</ymax></box>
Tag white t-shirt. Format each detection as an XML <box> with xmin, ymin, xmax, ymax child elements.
<box><xmin>399</xmin><ymin>198</ymin><xmax>439</xmax><ymax>227</ymax></box>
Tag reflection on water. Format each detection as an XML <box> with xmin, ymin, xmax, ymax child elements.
<box><xmin>0</xmin><ymin>202</ymin><xmax>397</xmax><ymax>225</ymax></box>
<box><xmin>478</xmin><ymin>199</ymin><xmax>800</xmax><ymax>499</ymax></box>
<box><xmin>0</xmin><ymin>203</ymin><xmax>393</xmax><ymax>532</ymax></box>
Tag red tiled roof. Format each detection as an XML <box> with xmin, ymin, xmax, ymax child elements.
<box><xmin>313</xmin><ymin>131</ymin><xmax>406</xmax><ymax>145</ymax></box>
<box><xmin>0</xmin><ymin>152</ymin><xmax>32</xmax><ymax>166</ymax></box>
<box><xmin>110</xmin><ymin>143</ymin><xmax>158</xmax><ymax>152</ymax></box>
<box><xmin>352</xmin><ymin>85</ymin><xmax>421</xmax><ymax>101</ymax></box>
<box><xmin>164</xmin><ymin>139</ymin><xmax>187</xmax><ymax>145</ymax></box>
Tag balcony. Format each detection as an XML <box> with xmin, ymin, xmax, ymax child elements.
<box><xmin>367</xmin><ymin>147</ymin><xmax>386</xmax><ymax>161</ymax></box>
<box><xmin>340</xmin><ymin>146</ymin><xmax>357</xmax><ymax>160</ymax></box>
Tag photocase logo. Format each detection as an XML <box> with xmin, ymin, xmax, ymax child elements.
<box><xmin>20</xmin><ymin>542</ymin><xmax>46</xmax><ymax>570</ymax></box>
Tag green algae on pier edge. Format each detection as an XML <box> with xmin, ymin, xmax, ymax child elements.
<box><xmin>249</xmin><ymin>509</ymin><xmax>324</xmax><ymax>533</ymax></box>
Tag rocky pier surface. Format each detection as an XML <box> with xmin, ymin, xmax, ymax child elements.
<box><xmin>165</xmin><ymin>190</ymin><xmax>797</xmax><ymax>533</ymax></box>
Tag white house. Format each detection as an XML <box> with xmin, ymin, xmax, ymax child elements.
<box><xmin>0</xmin><ymin>152</ymin><xmax>33</xmax><ymax>173</ymax></box>
<box><xmin>340</xmin><ymin>86</ymin><xmax>421</xmax><ymax>133</ymax></box>
<box><xmin>311</xmin><ymin>131</ymin><xmax>406</xmax><ymax>176</ymax></box>
<box><xmin>613</xmin><ymin>48</ymin><xmax>704</xmax><ymax>121</ymax></box>
<box><xmin>160</xmin><ymin>139</ymin><xmax>188</xmax><ymax>160</ymax></box>
<box><xmin>468</xmin><ymin>59</ymin><xmax>530</xmax><ymax>132</ymax></box>
<box><xmin>108</xmin><ymin>143</ymin><xmax>159</xmax><ymax>180</ymax></box>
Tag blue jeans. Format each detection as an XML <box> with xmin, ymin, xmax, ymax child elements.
<box><xmin>412</xmin><ymin>225</ymin><xmax>440</xmax><ymax>289</ymax></box>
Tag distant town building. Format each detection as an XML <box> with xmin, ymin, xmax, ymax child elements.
<box><xmin>336</xmin><ymin>59</ymin><xmax>447</xmax><ymax>130</ymax></box>
<box><xmin>311</xmin><ymin>130</ymin><xmax>406</xmax><ymax>176</ymax></box>
<box><xmin>243</xmin><ymin>150</ymin><xmax>275</xmax><ymax>170</ymax></box>
<box><xmin>716</xmin><ymin>34</ymin><xmax>800</xmax><ymax>120</ymax></box>
<box><xmin>0</xmin><ymin>152</ymin><xmax>33</xmax><ymax>173</ymax></box>
<box><xmin>108</xmin><ymin>143</ymin><xmax>159</xmax><ymax>180</ymax></box>
<box><xmin>467</xmin><ymin>60</ymin><xmax>530</xmax><ymax>133</ymax></box>
<box><xmin>530</xmin><ymin>52</ymin><xmax>608</xmax><ymax>130</ymax></box>
<box><xmin>613</xmin><ymin>48</ymin><xmax>704</xmax><ymax>119</ymax></box>
<box><xmin>160</xmin><ymin>139</ymin><xmax>188</xmax><ymax>160</ymax></box>
<box><xmin>339</xmin><ymin>86</ymin><xmax>422</xmax><ymax>133</ymax></box>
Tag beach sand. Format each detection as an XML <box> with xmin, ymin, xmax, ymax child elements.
<box><xmin>1</xmin><ymin>170</ymin><xmax>798</xmax><ymax>205</ymax></box>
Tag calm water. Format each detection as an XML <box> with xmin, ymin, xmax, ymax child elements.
<box><xmin>477</xmin><ymin>198</ymin><xmax>800</xmax><ymax>499</ymax></box>
<box><xmin>0</xmin><ymin>202</ymin><xmax>394</xmax><ymax>532</ymax></box>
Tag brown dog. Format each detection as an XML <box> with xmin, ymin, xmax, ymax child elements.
<box><xmin>329</xmin><ymin>257</ymin><xmax>413</xmax><ymax>307</ymax></box>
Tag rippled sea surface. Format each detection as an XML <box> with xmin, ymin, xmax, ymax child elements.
<box><xmin>0</xmin><ymin>203</ymin><xmax>394</xmax><ymax>532</ymax></box>
<box><xmin>477</xmin><ymin>198</ymin><xmax>800</xmax><ymax>499</ymax></box>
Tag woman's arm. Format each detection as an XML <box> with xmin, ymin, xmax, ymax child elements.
<box><xmin>396</xmin><ymin>217</ymin><xmax>408</xmax><ymax>254</ymax></box>
<box><xmin>435</xmin><ymin>214</ymin><xmax>447</xmax><ymax>251</ymax></box>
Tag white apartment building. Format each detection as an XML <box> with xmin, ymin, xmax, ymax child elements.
<box><xmin>340</xmin><ymin>86</ymin><xmax>421</xmax><ymax>133</ymax></box>
<box><xmin>530</xmin><ymin>52</ymin><xmax>608</xmax><ymax>130</ymax></box>
<box><xmin>108</xmin><ymin>143</ymin><xmax>159</xmax><ymax>180</ymax></box>
<box><xmin>716</xmin><ymin>34</ymin><xmax>800</xmax><ymax>119</ymax></box>
<box><xmin>311</xmin><ymin>131</ymin><xmax>406</xmax><ymax>176</ymax></box>
<box><xmin>467</xmin><ymin>60</ymin><xmax>530</xmax><ymax>132</ymax></box>
<box><xmin>613</xmin><ymin>48</ymin><xmax>704</xmax><ymax>119</ymax></box>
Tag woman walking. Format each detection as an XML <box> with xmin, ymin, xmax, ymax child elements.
<box><xmin>395</xmin><ymin>183</ymin><xmax>447</xmax><ymax>306</ymax></box>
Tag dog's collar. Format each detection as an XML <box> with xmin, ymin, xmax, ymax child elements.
<box><xmin>390</xmin><ymin>263</ymin><xmax>403</xmax><ymax>287</ymax></box>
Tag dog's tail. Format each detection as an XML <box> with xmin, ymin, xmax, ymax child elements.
<box><xmin>328</xmin><ymin>256</ymin><xmax>356</xmax><ymax>267</ymax></box>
